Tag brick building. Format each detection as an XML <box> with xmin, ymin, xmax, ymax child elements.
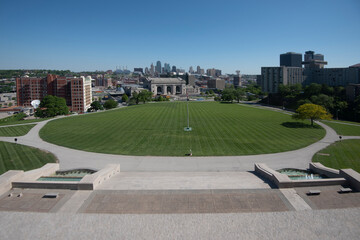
<box><xmin>16</xmin><ymin>74</ymin><xmax>92</xmax><ymax>113</ymax></box>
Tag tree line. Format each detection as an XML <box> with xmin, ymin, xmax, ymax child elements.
<box><xmin>261</xmin><ymin>83</ymin><xmax>360</xmax><ymax>122</ymax></box>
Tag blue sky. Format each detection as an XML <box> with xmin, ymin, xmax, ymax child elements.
<box><xmin>0</xmin><ymin>0</ymin><xmax>359</xmax><ymax>74</ymax></box>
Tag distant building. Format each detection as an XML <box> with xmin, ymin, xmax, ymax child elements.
<box><xmin>206</xmin><ymin>68</ymin><xmax>216</xmax><ymax>77</ymax></box>
<box><xmin>260</xmin><ymin>51</ymin><xmax>360</xmax><ymax>93</ymax></box>
<box><xmin>155</xmin><ymin>61</ymin><xmax>162</xmax><ymax>74</ymax></box>
<box><xmin>305</xmin><ymin>67</ymin><xmax>360</xmax><ymax>86</ymax></box>
<box><xmin>144</xmin><ymin>67</ymin><xmax>150</xmax><ymax>75</ymax></box>
<box><xmin>189</xmin><ymin>66</ymin><xmax>194</xmax><ymax>74</ymax></box>
<box><xmin>164</xmin><ymin>63</ymin><xmax>171</xmax><ymax>73</ymax></box>
<box><xmin>172</xmin><ymin>66</ymin><xmax>177</xmax><ymax>72</ymax></box>
<box><xmin>261</xmin><ymin>67</ymin><xmax>303</xmax><ymax>93</ymax></box>
<box><xmin>16</xmin><ymin>74</ymin><xmax>92</xmax><ymax>113</ymax></box>
<box><xmin>196</xmin><ymin>66</ymin><xmax>201</xmax><ymax>74</ymax></box>
<box><xmin>134</xmin><ymin>68</ymin><xmax>144</xmax><ymax>74</ymax></box>
<box><xmin>303</xmin><ymin>51</ymin><xmax>327</xmax><ymax>69</ymax></box>
<box><xmin>280</xmin><ymin>52</ymin><xmax>302</xmax><ymax>68</ymax></box>
<box><xmin>143</xmin><ymin>77</ymin><xmax>186</xmax><ymax>95</ymax></box>
<box><xmin>207</xmin><ymin>79</ymin><xmax>225</xmax><ymax>90</ymax></box>
<box><xmin>150</xmin><ymin>63</ymin><xmax>155</xmax><ymax>76</ymax></box>
<box><xmin>206</xmin><ymin>68</ymin><xmax>221</xmax><ymax>77</ymax></box>
<box><xmin>234</xmin><ymin>75</ymin><xmax>241</xmax><ymax>88</ymax></box>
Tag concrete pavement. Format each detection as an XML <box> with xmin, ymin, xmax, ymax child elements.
<box><xmin>0</xmin><ymin>106</ymin><xmax>359</xmax><ymax>172</ymax></box>
<box><xmin>1</xmin><ymin>208</ymin><xmax>360</xmax><ymax>240</ymax></box>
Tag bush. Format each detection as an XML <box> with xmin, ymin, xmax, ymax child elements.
<box><xmin>103</xmin><ymin>99</ymin><xmax>118</xmax><ymax>109</ymax></box>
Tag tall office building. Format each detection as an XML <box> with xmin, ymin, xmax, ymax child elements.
<box><xmin>189</xmin><ymin>66</ymin><xmax>194</xmax><ymax>74</ymax></box>
<box><xmin>260</xmin><ymin>67</ymin><xmax>304</xmax><ymax>93</ymax></box>
<box><xmin>16</xmin><ymin>74</ymin><xmax>92</xmax><ymax>113</ymax></box>
<box><xmin>206</xmin><ymin>68</ymin><xmax>216</xmax><ymax>77</ymax></box>
<box><xmin>234</xmin><ymin>71</ymin><xmax>241</xmax><ymax>88</ymax></box>
<box><xmin>164</xmin><ymin>63</ymin><xmax>171</xmax><ymax>73</ymax></box>
<box><xmin>280</xmin><ymin>52</ymin><xmax>302</xmax><ymax>68</ymax></box>
<box><xmin>196</xmin><ymin>66</ymin><xmax>201</xmax><ymax>74</ymax></box>
<box><xmin>172</xmin><ymin>66</ymin><xmax>177</xmax><ymax>72</ymax></box>
<box><xmin>155</xmin><ymin>61</ymin><xmax>162</xmax><ymax>74</ymax></box>
<box><xmin>150</xmin><ymin>63</ymin><xmax>155</xmax><ymax>76</ymax></box>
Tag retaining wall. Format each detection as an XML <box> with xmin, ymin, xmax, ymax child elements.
<box><xmin>255</xmin><ymin>163</ymin><xmax>346</xmax><ymax>188</ymax></box>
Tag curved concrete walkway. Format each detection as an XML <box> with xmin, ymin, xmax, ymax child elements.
<box><xmin>0</xmin><ymin>109</ymin><xmax>359</xmax><ymax>172</ymax></box>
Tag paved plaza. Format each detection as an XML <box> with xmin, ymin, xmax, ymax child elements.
<box><xmin>79</xmin><ymin>189</ymin><xmax>291</xmax><ymax>214</ymax></box>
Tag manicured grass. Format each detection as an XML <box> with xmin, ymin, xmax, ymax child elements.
<box><xmin>0</xmin><ymin>124</ymin><xmax>35</xmax><ymax>136</ymax></box>
<box><xmin>0</xmin><ymin>118</ymin><xmax>49</xmax><ymax>126</ymax></box>
<box><xmin>0</xmin><ymin>141</ymin><xmax>57</xmax><ymax>175</ymax></box>
<box><xmin>322</xmin><ymin>121</ymin><xmax>360</xmax><ymax>136</ymax></box>
<box><xmin>40</xmin><ymin>102</ymin><xmax>325</xmax><ymax>156</ymax></box>
<box><xmin>312</xmin><ymin>139</ymin><xmax>360</xmax><ymax>173</ymax></box>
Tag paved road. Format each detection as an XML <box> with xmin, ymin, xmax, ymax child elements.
<box><xmin>0</xmin><ymin>107</ymin><xmax>359</xmax><ymax>172</ymax></box>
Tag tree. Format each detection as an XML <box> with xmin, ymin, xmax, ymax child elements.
<box><xmin>234</xmin><ymin>88</ymin><xmax>245</xmax><ymax>103</ymax></box>
<box><xmin>103</xmin><ymin>99</ymin><xmax>118</xmax><ymax>109</ymax></box>
<box><xmin>292</xmin><ymin>103</ymin><xmax>332</xmax><ymax>126</ymax></box>
<box><xmin>310</xmin><ymin>94</ymin><xmax>334</xmax><ymax>111</ymax></box>
<box><xmin>35</xmin><ymin>95</ymin><xmax>69</xmax><ymax>118</ymax></box>
<box><xmin>122</xmin><ymin>94</ymin><xmax>128</xmax><ymax>103</ymax></box>
<box><xmin>138</xmin><ymin>90</ymin><xmax>152</xmax><ymax>104</ymax></box>
<box><xmin>131</xmin><ymin>90</ymin><xmax>152</xmax><ymax>104</ymax></box>
<box><xmin>88</xmin><ymin>101</ymin><xmax>103</xmax><ymax>112</ymax></box>
<box><xmin>221</xmin><ymin>88</ymin><xmax>235</xmax><ymax>102</ymax></box>
<box><xmin>304</xmin><ymin>83</ymin><xmax>322</xmax><ymax>98</ymax></box>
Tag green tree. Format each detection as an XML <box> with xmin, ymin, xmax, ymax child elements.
<box><xmin>292</xmin><ymin>103</ymin><xmax>332</xmax><ymax>126</ymax></box>
<box><xmin>122</xmin><ymin>94</ymin><xmax>128</xmax><ymax>103</ymax></box>
<box><xmin>138</xmin><ymin>90</ymin><xmax>152</xmax><ymax>104</ymax></box>
<box><xmin>88</xmin><ymin>101</ymin><xmax>103</xmax><ymax>112</ymax></box>
<box><xmin>310</xmin><ymin>94</ymin><xmax>334</xmax><ymax>110</ymax></box>
<box><xmin>131</xmin><ymin>90</ymin><xmax>152</xmax><ymax>104</ymax></box>
<box><xmin>221</xmin><ymin>88</ymin><xmax>235</xmax><ymax>102</ymax></box>
<box><xmin>103</xmin><ymin>99</ymin><xmax>118</xmax><ymax>109</ymax></box>
<box><xmin>234</xmin><ymin>88</ymin><xmax>245</xmax><ymax>103</ymax></box>
<box><xmin>35</xmin><ymin>95</ymin><xmax>69</xmax><ymax>118</ymax></box>
<box><xmin>304</xmin><ymin>83</ymin><xmax>322</xmax><ymax>98</ymax></box>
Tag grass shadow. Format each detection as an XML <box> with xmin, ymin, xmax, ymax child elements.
<box><xmin>281</xmin><ymin>122</ymin><xmax>321</xmax><ymax>129</ymax></box>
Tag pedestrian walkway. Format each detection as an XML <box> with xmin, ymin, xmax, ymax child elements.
<box><xmin>0</xmin><ymin>106</ymin><xmax>359</xmax><ymax>172</ymax></box>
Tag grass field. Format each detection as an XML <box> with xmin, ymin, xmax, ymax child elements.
<box><xmin>322</xmin><ymin>121</ymin><xmax>360</xmax><ymax>136</ymax></box>
<box><xmin>0</xmin><ymin>116</ymin><xmax>49</xmax><ymax>126</ymax></box>
<box><xmin>40</xmin><ymin>102</ymin><xmax>325</xmax><ymax>156</ymax></box>
<box><xmin>0</xmin><ymin>141</ymin><xmax>57</xmax><ymax>175</ymax></box>
<box><xmin>312</xmin><ymin>139</ymin><xmax>360</xmax><ymax>173</ymax></box>
<box><xmin>0</xmin><ymin>124</ymin><xmax>35</xmax><ymax>136</ymax></box>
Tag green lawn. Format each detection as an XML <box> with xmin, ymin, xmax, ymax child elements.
<box><xmin>0</xmin><ymin>124</ymin><xmax>35</xmax><ymax>136</ymax></box>
<box><xmin>40</xmin><ymin>102</ymin><xmax>325</xmax><ymax>156</ymax></box>
<box><xmin>322</xmin><ymin>121</ymin><xmax>360</xmax><ymax>136</ymax></box>
<box><xmin>312</xmin><ymin>139</ymin><xmax>360</xmax><ymax>173</ymax></box>
<box><xmin>0</xmin><ymin>141</ymin><xmax>57</xmax><ymax>175</ymax></box>
<box><xmin>0</xmin><ymin>114</ymin><xmax>49</xmax><ymax>126</ymax></box>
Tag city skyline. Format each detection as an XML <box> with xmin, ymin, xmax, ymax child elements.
<box><xmin>0</xmin><ymin>0</ymin><xmax>359</xmax><ymax>74</ymax></box>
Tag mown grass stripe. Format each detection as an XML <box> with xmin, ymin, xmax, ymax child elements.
<box><xmin>39</xmin><ymin>102</ymin><xmax>325</xmax><ymax>156</ymax></box>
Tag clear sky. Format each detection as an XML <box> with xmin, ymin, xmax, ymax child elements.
<box><xmin>0</xmin><ymin>0</ymin><xmax>359</xmax><ymax>74</ymax></box>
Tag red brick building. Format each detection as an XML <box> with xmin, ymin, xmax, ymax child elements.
<box><xmin>16</xmin><ymin>74</ymin><xmax>92</xmax><ymax>113</ymax></box>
